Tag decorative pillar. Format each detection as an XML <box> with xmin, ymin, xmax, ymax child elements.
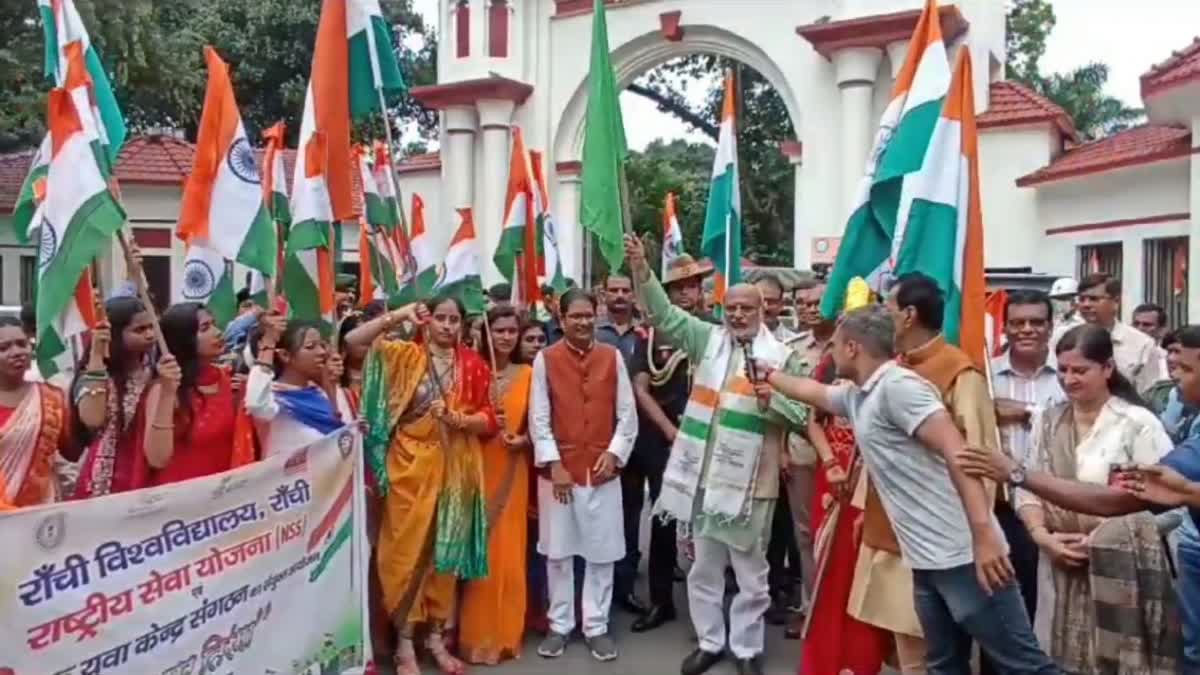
<box><xmin>443</xmin><ymin>106</ymin><xmax>478</xmax><ymax>252</ymax></box>
<box><xmin>886</xmin><ymin>39</ymin><xmax>909</xmax><ymax>83</ymax></box>
<box><xmin>832</xmin><ymin>47</ymin><xmax>882</xmax><ymax>215</ymax></box>
<box><xmin>476</xmin><ymin>98</ymin><xmax>516</xmax><ymax>284</ymax></box>
<box><xmin>780</xmin><ymin>141</ymin><xmax>806</xmax><ymax>270</ymax></box>
<box><xmin>555</xmin><ymin>162</ymin><xmax>582</xmax><ymax>283</ymax></box>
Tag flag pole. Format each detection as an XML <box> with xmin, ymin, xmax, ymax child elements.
<box><xmin>114</xmin><ymin>230</ymin><xmax>169</xmax><ymax>353</ymax></box>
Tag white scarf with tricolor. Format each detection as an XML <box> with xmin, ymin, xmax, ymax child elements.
<box><xmin>654</xmin><ymin>323</ymin><xmax>791</xmax><ymax>524</ymax></box>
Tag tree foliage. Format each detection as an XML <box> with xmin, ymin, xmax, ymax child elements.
<box><xmin>0</xmin><ymin>0</ymin><xmax>438</xmax><ymax>153</ymax></box>
<box><xmin>624</xmin><ymin>56</ymin><xmax>795</xmax><ymax>268</ymax></box>
<box><xmin>1005</xmin><ymin>0</ymin><xmax>1142</xmax><ymax>139</ymax></box>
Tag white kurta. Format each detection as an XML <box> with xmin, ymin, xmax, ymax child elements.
<box><xmin>244</xmin><ymin>366</ymin><xmax>353</xmax><ymax>458</ymax></box>
<box><xmin>529</xmin><ymin>346</ymin><xmax>638</xmax><ymax>563</ymax></box>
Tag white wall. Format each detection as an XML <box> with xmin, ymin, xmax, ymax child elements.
<box><xmin>977</xmin><ymin>124</ymin><xmax>1057</xmax><ymax>269</ymax></box>
<box><xmin>395</xmin><ymin>166</ymin><xmax>447</xmax><ymax>250</ymax></box>
<box><xmin>0</xmin><ymin>216</ymin><xmax>33</xmax><ymax>307</ymax></box>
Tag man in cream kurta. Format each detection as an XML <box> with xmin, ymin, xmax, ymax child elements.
<box><xmin>626</xmin><ymin>237</ymin><xmax>808</xmax><ymax>675</ymax></box>
<box><xmin>529</xmin><ymin>288</ymin><xmax>638</xmax><ymax>662</ymax></box>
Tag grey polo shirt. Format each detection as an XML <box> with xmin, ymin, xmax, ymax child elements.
<box><xmin>827</xmin><ymin>362</ymin><xmax>1005</xmax><ymax>570</ymax></box>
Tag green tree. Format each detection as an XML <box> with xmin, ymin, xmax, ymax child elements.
<box><xmin>1005</xmin><ymin>0</ymin><xmax>1142</xmax><ymax>139</ymax></box>
<box><xmin>0</xmin><ymin>0</ymin><xmax>437</xmax><ymax>152</ymax></box>
<box><xmin>626</xmin><ymin>56</ymin><xmax>796</xmax><ymax>267</ymax></box>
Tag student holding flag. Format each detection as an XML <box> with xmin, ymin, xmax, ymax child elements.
<box><xmin>348</xmin><ymin>295</ymin><xmax>496</xmax><ymax>675</ymax></box>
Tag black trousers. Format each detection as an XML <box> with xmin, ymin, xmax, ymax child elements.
<box><xmin>616</xmin><ymin>445</ymin><xmax>677</xmax><ymax>607</ymax></box>
<box><xmin>766</xmin><ymin>477</ymin><xmax>800</xmax><ymax>602</ymax></box>
<box><xmin>980</xmin><ymin>500</ymin><xmax>1040</xmax><ymax>675</ymax></box>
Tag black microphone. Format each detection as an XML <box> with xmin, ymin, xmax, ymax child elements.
<box><xmin>740</xmin><ymin>337</ymin><xmax>757</xmax><ymax>383</ymax></box>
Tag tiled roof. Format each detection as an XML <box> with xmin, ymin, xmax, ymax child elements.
<box><xmin>1141</xmin><ymin>37</ymin><xmax>1200</xmax><ymax>98</ymax></box>
<box><xmin>0</xmin><ymin>148</ymin><xmax>38</xmax><ymax>213</ymax></box>
<box><xmin>0</xmin><ymin>135</ymin><xmax>437</xmax><ymax>214</ymax></box>
<box><xmin>978</xmin><ymin>81</ymin><xmax>1079</xmax><ymax>142</ymax></box>
<box><xmin>113</xmin><ymin>134</ymin><xmax>195</xmax><ymax>185</ymax></box>
<box><xmin>1016</xmin><ymin>124</ymin><xmax>1193</xmax><ymax>187</ymax></box>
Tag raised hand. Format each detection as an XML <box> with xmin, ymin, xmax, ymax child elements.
<box><xmin>89</xmin><ymin>320</ymin><xmax>112</xmax><ymax>367</ymax></box>
<box><xmin>157</xmin><ymin>354</ymin><xmax>183</xmax><ymax>390</ymax></box>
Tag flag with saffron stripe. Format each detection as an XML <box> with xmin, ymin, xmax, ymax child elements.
<box><xmin>701</xmin><ymin>71</ymin><xmax>742</xmax><ymax>308</ymax></box>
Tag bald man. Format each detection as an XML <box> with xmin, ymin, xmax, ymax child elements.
<box><xmin>625</xmin><ymin>236</ymin><xmax>810</xmax><ymax>675</ymax></box>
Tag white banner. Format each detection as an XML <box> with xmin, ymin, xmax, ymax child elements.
<box><xmin>0</xmin><ymin>429</ymin><xmax>370</xmax><ymax>675</ymax></box>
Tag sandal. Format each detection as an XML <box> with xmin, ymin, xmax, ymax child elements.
<box><xmin>428</xmin><ymin>632</ymin><xmax>467</xmax><ymax>675</ymax></box>
<box><xmin>393</xmin><ymin>637</ymin><xmax>420</xmax><ymax>675</ymax></box>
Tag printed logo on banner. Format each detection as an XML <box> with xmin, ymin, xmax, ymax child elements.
<box><xmin>337</xmin><ymin>432</ymin><xmax>353</xmax><ymax>458</ymax></box>
<box><xmin>35</xmin><ymin>513</ymin><xmax>66</xmax><ymax>552</ymax></box>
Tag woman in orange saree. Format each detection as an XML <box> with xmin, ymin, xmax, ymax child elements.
<box><xmin>0</xmin><ymin>317</ymin><xmax>73</xmax><ymax>507</ymax></box>
<box><xmin>799</xmin><ymin>353</ymin><xmax>889</xmax><ymax>675</ymax></box>
<box><xmin>351</xmin><ymin>296</ymin><xmax>497</xmax><ymax>675</ymax></box>
<box><xmin>459</xmin><ymin>306</ymin><xmax>533</xmax><ymax>664</ymax></box>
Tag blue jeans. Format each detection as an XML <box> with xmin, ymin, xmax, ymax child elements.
<box><xmin>1177</xmin><ymin>519</ymin><xmax>1200</xmax><ymax>672</ymax></box>
<box><xmin>913</xmin><ymin>563</ymin><xmax>1060</xmax><ymax>675</ymax></box>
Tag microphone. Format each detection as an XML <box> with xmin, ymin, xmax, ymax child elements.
<box><xmin>740</xmin><ymin>337</ymin><xmax>757</xmax><ymax>383</ymax></box>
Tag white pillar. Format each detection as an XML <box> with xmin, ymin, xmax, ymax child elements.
<box><xmin>886</xmin><ymin>39</ymin><xmax>909</xmax><ymax>83</ymax></box>
<box><xmin>476</xmin><ymin>98</ymin><xmax>516</xmax><ymax>284</ymax></box>
<box><xmin>790</xmin><ymin>154</ymin><xmax>807</xmax><ymax>270</ymax></box>
<box><xmin>832</xmin><ymin>47</ymin><xmax>883</xmax><ymax>215</ymax></box>
<box><xmin>1189</xmin><ymin>116</ymin><xmax>1200</xmax><ymax>322</ymax></box>
<box><xmin>555</xmin><ymin>171</ymin><xmax>582</xmax><ymax>284</ymax></box>
<box><xmin>443</xmin><ymin>106</ymin><xmax>478</xmax><ymax>214</ymax></box>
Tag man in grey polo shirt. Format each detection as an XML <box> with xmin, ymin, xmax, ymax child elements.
<box><xmin>757</xmin><ymin>305</ymin><xmax>1059</xmax><ymax>674</ymax></box>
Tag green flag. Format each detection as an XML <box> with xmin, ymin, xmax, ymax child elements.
<box><xmin>578</xmin><ymin>0</ymin><xmax>628</xmax><ymax>273</ymax></box>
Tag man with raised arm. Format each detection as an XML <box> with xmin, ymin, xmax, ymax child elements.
<box><xmin>759</xmin><ymin>304</ymin><xmax>1060</xmax><ymax>674</ymax></box>
<box><xmin>624</xmin><ymin>235</ymin><xmax>809</xmax><ymax>675</ymax></box>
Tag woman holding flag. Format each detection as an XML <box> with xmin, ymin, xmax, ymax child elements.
<box><xmin>459</xmin><ymin>304</ymin><xmax>534</xmax><ymax>665</ymax></box>
<box><xmin>348</xmin><ymin>296</ymin><xmax>496</xmax><ymax>675</ymax></box>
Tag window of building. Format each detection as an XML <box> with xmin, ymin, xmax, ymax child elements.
<box><xmin>141</xmin><ymin>256</ymin><xmax>171</xmax><ymax>314</ymax></box>
<box><xmin>1143</xmin><ymin>236</ymin><xmax>1187</xmax><ymax>329</ymax></box>
<box><xmin>1077</xmin><ymin>243</ymin><xmax>1122</xmax><ymax>280</ymax></box>
<box><xmin>20</xmin><ymin>256</ymin><xmax>36</xmax><ymax>305</ymax></box>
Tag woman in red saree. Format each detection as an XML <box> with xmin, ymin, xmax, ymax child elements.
<box><xmin>799</xmin><ymin>353</ymin><xmax>889</xmax><ymax>675</ymax></box>
<box><xmin>0</xmin><ymin>316</ymin><xmax>74</xmax><ymax>507</ymax></box>
<box><xmin>72</xmin><ymin>297</ymin><xmax>159</xmax><ymax>498</ymax></box>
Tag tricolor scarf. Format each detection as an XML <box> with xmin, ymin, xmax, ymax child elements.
<box><xmin>655</xmin><ymin>323</ymin><xmax>791</xmax><ymax>524</ymax></box>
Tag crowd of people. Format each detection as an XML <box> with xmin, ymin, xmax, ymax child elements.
<box><xmin>5</xmin><ymin>234</ymin><xmax>1200</xmax><ymax>675</ymax></box>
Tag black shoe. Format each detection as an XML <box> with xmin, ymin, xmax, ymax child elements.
<box><xmin>631</xmin><ymin>604</ymin><xmax>676</xmax><ymax>632</ymax></box>
<box><xmin>764</xmin><ymin>601</ymin><xmax>789</xmax><ymax>626</ymax></box>
<box><xmin>674</xmin><ymin>564</ymin><xmax>686</xmax><ymax>582</ymax></box>
<box><xmin>616</xmin><ymin>593</ymin><xmax>649</xmax><ymax>615</ymax></box>
<box><xmin>680</xmin><ymin>648</ymin><xmax>723</xmax><ymax>675</ymax></box>
<box><xmin>734</xmin><ymin>656</ymin><xmax>764</xmax><ymax>675</ymax></box>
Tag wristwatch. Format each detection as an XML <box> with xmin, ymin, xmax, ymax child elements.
<box><xmin>1008</xmin><ymin>464</ymin><xmax>1027</xmax><ymax>488</ymax></box>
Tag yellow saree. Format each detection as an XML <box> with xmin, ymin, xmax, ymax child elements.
<box><xmin>362</xmin><ymin>339</ymin><xmax>495</xmax><ymax>629</ymax></box>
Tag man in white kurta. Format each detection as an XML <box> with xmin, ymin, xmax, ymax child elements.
<box><xmin>529</xmin><ymin>288</ymin><xmax>637</xmax><ymax>662</ymax></box>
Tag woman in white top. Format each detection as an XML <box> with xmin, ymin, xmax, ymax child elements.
<box><xmin>245</xmin><ymin>313</ymin><xmax>347</xmax><ymax>458</ymax></box>
<box><xmin>1018</xmin><ymin>324</ymin><xmax>1176</xmax><ymax>673</ymax></box>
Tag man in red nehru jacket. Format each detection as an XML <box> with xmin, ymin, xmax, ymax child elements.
<box><xmin>530</xmin><ymin>287</ymin><xmax>638</xmax><ymax>663</ymax></box>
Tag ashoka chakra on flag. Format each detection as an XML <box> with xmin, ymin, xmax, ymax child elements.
<box><xmin>183</xmin><ymin>259</ymin><xmax>218</xmax><ymax>299</ymax></box>
<box><xmin>226</xmin><ymin>137</ymin><xmax>261</xmax><ymax>184</ymax></box>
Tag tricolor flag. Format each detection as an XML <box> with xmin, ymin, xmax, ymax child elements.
<box><xmin>347</xmin><ymin>0</ymin><xmax>407</xmax><ymax>121</ymax></box>
<box><xmin>36</xmin><ymin>88</ymin><xmax>126</xmax><ymax>376</ymax></box>
<box><xmin>261</xmin><ymin>122</ymin><xmax>291</xmax><ymax>227</ymax></box>
<box><xmin>407</xmin><ymin>193</ymin><xmax>439</xmax><ymax>298</ymax></box>
<box><xmin>821</xmin><ymin>0</ymin><xmax>950</xmax><ymax>320</ymax></box>
<box><xmin>284</xmin><ymin>129</ymin><xmax>336</xmax><ymax>328</ymax></box>
<box><xmin>356</xmin><ymin>147</ymin><xmax>404</xmax><ymax>303</ymax></box>
<box><xmin>530</xmin><ymin>151</ymin><xmax>567</xmax><ymax>294</ymax></box>
<box><xmin>891</xmin><ymin>48</ymin><xmax>987</xmax><ymax>367</ymax></box>
<box><xmin>176</xmin><ymin>47</ymin><xmax>276</xmax><ymax>312</ymax></box>
<box><xmin>432</xmin><ymin>208</ymin><xmax>486</xmax><ymax>314</ymax></box>
<box><xmin>10</xmin><ymin>136</ymin><xmax>51</xmax><ymax>245</ymax></box>
<box><xmin>662</xmin><ymin>191</ymin><xmax>684</xmax><ymax>278</ymax></box>
<box><xmin>365</xmin><ymin>143</ymin><xmax>402</xmax><ymax>229</ymax></box>
<box><xmin>180</xmin><ymin>243</ymin><xmax>238</xmax><ymax>326</ymax></box>
<box><xmin>495</xmin><ymin>127</ymin><xmax>539</xmax><ymax>306</ymax></box>
<box><xmin>701</xmin><ymin>71</ymin><xmax>742</xmax><ymax>308</ymax></box>
<box><xmin>37</xmin><ymin>0</ymin><xmax>127</xmax><ymax>164</ymax></box>
<box><xmin>307</xmin><ymin>474</ymin><xmax>355</xmax><ymax>582</ymax></box>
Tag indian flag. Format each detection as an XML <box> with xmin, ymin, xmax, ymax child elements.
<box><xmin>662</xmin><ymin>191</ymin><xmax>684</xmax><ymax>278</ymax></box>
<box><xmin>821</xmin><ymin>0</ymin><xmax>949</xmax><ymax>319</ymax></box>
<box><xmin>262</xmin><ymin>122</ymin><xmax>291</xmax><ymax>227</ymax></box>
<box><xmin>11</xmin><ymin>135</ymin><xmax>51</xmax><ymax>245</ymax></box>
<box><xmin>179</xmin><ymin>242</ymin><xmax>238</xmax><ymax>326</ymax></box>
<box><xmin>530</xmin><ymin>150</ymin><xmax>567</xmax><ymax>293</ymax></box>
<box><xmin>356</xmin><ymin>149</ymin><xmax>404</xmax><ymax>302</ymax></box>
<box><xmin>432</xmin><ymin>208</ymin><xmax>485</xmax><ymax>314</ymax></box>
<box><xmin>892</xmin><ymin>49</ymin><xmax>987</xmax><ymax>366</ymax></box>
<box><xmin>307</xmin><ymin>474</ymin><xmax>355</xmax><ymax>582</ymax></box>
<box><xmin>363</xmin><ymin>143</ymin><xmax>402</xmax><ymax>228</ymax></box>
<box><xmin>494</xmin><ymin>127</ymin><xmax>538</xmax><ymax>304</ymax></box>
<box><xmin>700</xmin><ymin>71</ymin><xmax>741</xmax><ymax>307</ymax></box>
<box><xmin>38</xmin><ymin>0</ymin><xmax>126</xmax><ymax>164</ymax></box>
<box><xmin>347</xmin><ymin>0</ymin><xmax>407</xmax><ymax>121</ymax></box>
<box><xmin>406</xmin><ymin>193</ymin><xmax>439</xmax><ymax>299</ymax></box>
<box><xmin>177</xmin><ymin>47</ymin><xmax>276</xmax><ymax>281</ymax></box>
<box><xmin>36</xmin><ymin>88</ymin><xmax>126</xmax><ymax>376</ymax></box>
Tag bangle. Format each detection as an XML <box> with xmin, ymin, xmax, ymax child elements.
<box><xmin>822</xmin><ymin>457</ymin><xmax>838</xmax><ymax>469</ymax></box>
<box><xmin>151</xmin><ymin>422</ymin><xmax>174</xmax><ymax>430</ymax></box>
<box><xmin>85</xmin><ymin>369</ymin><xmax>107</xmax><ymax>379</ymax></box>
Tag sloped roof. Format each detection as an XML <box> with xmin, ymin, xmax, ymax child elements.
<box><xmin>1016</xmin><ymin>124</ymin><xmax>1193</xmax><ymax>187</ymax></box>
<box><xmin>977</xmin><ymin>81</ymin><xmax>1080</xmax><ymax>142</ymax></box>
<box><xmin>0</xmin><ymin>135</ymin><xmax>438</xmax><ymax>214</ymax></box>
<box><xmin>1141</xmin><ymin>37</ymin><xmax>1200</xmax><ymax>98</ymax></box>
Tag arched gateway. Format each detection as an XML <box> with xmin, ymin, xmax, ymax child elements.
<box><xmin>404</xmin><ymin>0</ymin><xmax>1004</xmax><ymax>284</ymax></box>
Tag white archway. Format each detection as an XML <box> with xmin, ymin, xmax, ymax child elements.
<box><xmin>552</xmin><ymin>24</ymin><xmax>802</xmax><ymax>164</ymax></box>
